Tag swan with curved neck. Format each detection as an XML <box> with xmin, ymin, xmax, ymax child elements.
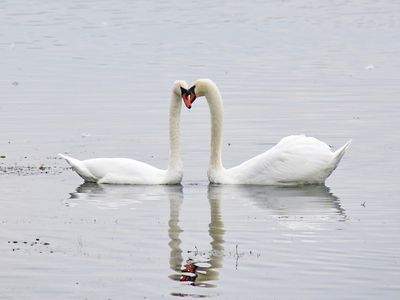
<box><xmin>182</xmin><ymin>79</ymin><xmax>351</xmax><ymax>185</ymax></box>
<box><xmin>59</xmin><ymin>80</ymin><xmax>188</xmax><ymax>184</ymax></box>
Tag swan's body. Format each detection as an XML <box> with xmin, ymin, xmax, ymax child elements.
<box><xmin>59</xmin><ymin>80</ymin><xmax>187</xmax><ymax>184</ymax></box>
<box><xmin>209</xmin><ymin>134</ymin><xmax>350</xmax><ymax>185</ymax></box>
<box><xmin>185</xmin><ymin>79</ymin><xmax>351</xmax><ymax>186</ymax></box>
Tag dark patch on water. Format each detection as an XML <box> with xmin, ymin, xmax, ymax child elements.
<box><xmin>7</xmin><ymin>238</ymin><xmax>54</xmax><ymax>253</ymax></box>
<box><xmin>0</xmin><ymin>164</ymin><xmax>70</xmax><ymax>176</ymax></box>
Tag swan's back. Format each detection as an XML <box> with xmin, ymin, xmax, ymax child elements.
<box><xmin>227</xmin><ymin>135</ymin><xmax>350</xmax><ymax>185</ymax></box>
<box><xmin>85</xmin><ymin>158</ymin><xmax>165</xmax><ymax>180</ymax></box>
<box><xmin>59</xmin><ymin>154</ymin><xmax>168</xmax><ymax>184</ymax></box>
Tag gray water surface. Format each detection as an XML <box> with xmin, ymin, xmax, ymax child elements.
<box><xmin>1</xmin><ymin>1</ymin><xmax>400</xmax><ymax>299</ymax></box>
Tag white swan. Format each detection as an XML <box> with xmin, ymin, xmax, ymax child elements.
<box><xmin>181</xmin><ymin>79</ymin><xmax>351</xmax><ymax>186</ymax></box>
<box><xmin>59</xmin><ymin>80</ymin><xmax>188</xmax><ymax>184</ymax></box>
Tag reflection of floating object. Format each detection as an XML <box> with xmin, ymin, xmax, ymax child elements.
<box><xmin>179</xmin><ymin>259</ymin><xmax>214</xmax><ymax>284</ymax></box>
<box><xmin>180</xmin><ymin>262</ymin><xmax>198</xmax><ymax>283</ymax></box>
<box><xmin>180</xmin><ymin>272</ymin><xmax>197</xmax><ymax>282</ymax></box>
<box><xmin>181</xmin><ymin>261</ymin><xmax>197</xmax><ymax>273</ymax></box>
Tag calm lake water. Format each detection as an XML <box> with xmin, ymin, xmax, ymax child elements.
<box><xmin>1</xmin><ymin>0</ymin><xmax>400</xmax><ymax>299</ymax></box>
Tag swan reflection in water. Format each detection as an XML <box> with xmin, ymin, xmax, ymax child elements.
<box><xmin>67</xmin><ymin>183</ymin><xmax>167</xmax><ymax>209</ymax></box>
<box><xmin>169</xmin><ymin>184</ymin><xmax>345</xmax><ymax>291</ymax></box>
<box><xmin>209</xmin><ymin>184</ymin><xmax>346</xmax><ymax>231</ymax></box>
<box><xmin>66</xmin><ymin>182</ymin><xmax>345</xmax><ymax>290</ymax></box>
<box><xmin>68</xmin><ymin>183</ymin><xmax>223</xmax><ymax>291</ymax></box>
<box><xmin>168</xmin><ymin>185</ymin><xmax>225</xmax><ymax>289</ymax></box>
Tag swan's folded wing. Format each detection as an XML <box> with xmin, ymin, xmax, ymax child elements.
<box><xmin>84</xmin><ymin>158</ymin><xmax>167</xmax><ymax>184</ymax></box>
<box><xmin>229</xmin><ymin>135</ymin><xmax>335</xmax><ymax>185</ymax></box>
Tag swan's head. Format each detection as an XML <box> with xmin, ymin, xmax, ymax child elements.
<box><xmin>181</xmin><ymin>85</ymin><xmax>196</xmax><ymax>109</ymax></box>
<box><xmin>181</xmin><ymin>79</ymin><xmax>216</xmax><ymax>109</ymax></box>
<box><xmin>173</xmin><ymin>80</ymin><xmax>188</xmax><ymax>98</ymax></box>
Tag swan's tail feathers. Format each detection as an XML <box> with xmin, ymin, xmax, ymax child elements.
<box><xmin>331</xmin><ymin>139</ymin><xmax>352</xmax><ymax>170</ymax></box>
<box><xmin>58</xmin><ymin>153</ymin><xmax>97</xmax><ymax>182</ymax></box>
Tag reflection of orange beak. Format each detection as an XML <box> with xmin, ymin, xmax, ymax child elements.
<box><xmin>182</xmin><ymin>92</ymin><xmax>196</xmax><ymax>109</ymax></box>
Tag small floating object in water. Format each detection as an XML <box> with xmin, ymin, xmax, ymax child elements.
<box><xmin>364</xmin><ymin>65</ymin><xmax>375</xmax><ymax>70</ymax></box>
<box><xmin>181</xmin><ymin>262</ymin><xmax>196</xmax><ymax>273</ymax></box>
<box><xmin>180</xmin><ymin>261</ymin><xmax>198</xmax><ymax>283</ymax></box>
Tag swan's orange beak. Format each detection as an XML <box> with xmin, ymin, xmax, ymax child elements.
<box><xmin>182</xmin><ymin>92</ymin><xmax>196</xmax><ymax>109</ymax></box>
<box><xmin>181</xmin><ymin>85</ymin><xmax>197</xmax><ymax>109</ymax></box>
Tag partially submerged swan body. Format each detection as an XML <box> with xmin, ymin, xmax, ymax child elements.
<box><xmin>59</xmin><ymin>80</ymin><xmax>187</xmax><ymax>185</ymax></box>
<box><xmin>208</xmin><ymin>134</ymin><xmax>351</xmax><ymax>185</ymax></box>
<box><xmin>58</xmin><ymin>155</ymin><xmax>182</xmax><ymax>184</ymax></box>
<box><xmin>181</xmin><ymin>79</ymin><xmax>351</xmax><ymax>186</ymax></box>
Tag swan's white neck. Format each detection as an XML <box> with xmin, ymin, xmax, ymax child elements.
<box><xmin>168</xmin><ymin>91</ymin><xmax>183</xmax><ymax>173</ymax></box>
<box><xmin>202</xmin><ymin>81</ymin><xmax>224</xmax><ymax>174</ymax></box>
